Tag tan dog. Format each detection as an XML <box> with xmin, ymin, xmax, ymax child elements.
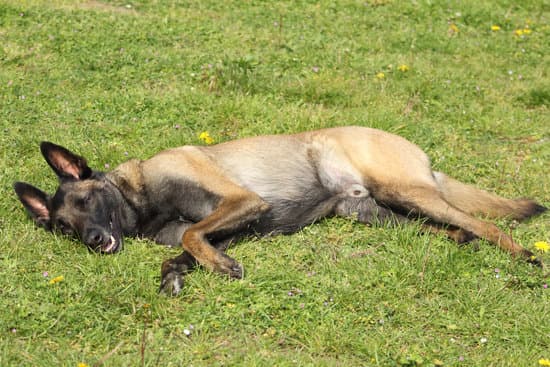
<box><xmin>14</xmin><ymin>126</ymin><xmax>546</xmax><ymax>294</ymax></box>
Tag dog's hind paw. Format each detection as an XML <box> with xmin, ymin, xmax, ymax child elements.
<box><xmin>522</xmin><ymin>249</ymin><xmax>545</xmax><ymax>269</ymax></box>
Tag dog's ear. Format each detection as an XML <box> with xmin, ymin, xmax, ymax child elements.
<box><xmin>13</xmin><ymin>182</ymin><xmax>52</xmax><ymax>229</ymax></box>
<box><xmin>40</xmin><ymin>142</ymin><xmax>92</xmax><ymax>180</ymax></box>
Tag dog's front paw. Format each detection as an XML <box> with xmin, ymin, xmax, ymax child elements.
<box><xmin>228</xmin><ymin>261</ymin><xmax>244</xmax><ymax>279</ymax></box>
<box><xmin>159</xmin><ymin>260</ymin><xmax>188</xmax><ymax>296</ymax></box>
<box><xmin>218</xmin><ymin>254</ymin><xmax>244</xmax><ymax>279</ymax></box>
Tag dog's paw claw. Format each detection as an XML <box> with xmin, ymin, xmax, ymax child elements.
<box><xmin>218</xmin><ymin>254</ymin><xmax>243</xmax><ymax>279</ymax></box>
<box><xmin>229</xmin><ymin>262</ymin><xmax>244</xmax><ymax>279</ymax></box>
<box><xmin>528</xmin><ymin>256</ymin><xmax>544</xmax><ymax>268</ymax></box>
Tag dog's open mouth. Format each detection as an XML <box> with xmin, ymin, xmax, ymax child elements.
<box><xmin>101</xmin><ymin>234</ymin><xmax>120</xmax><ymax>253</ymax></box>
<box><xmin>98</xmin><ymin>214</ymin><xmax>123</xmax><ymax>254</ymax></box>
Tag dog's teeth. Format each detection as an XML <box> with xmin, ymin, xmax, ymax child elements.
<box><xmin>103</xmin><ymin>235</ymin><xmax>116</xmax><ymax>252</ymax></box>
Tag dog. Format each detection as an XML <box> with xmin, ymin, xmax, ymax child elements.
<box><xmin>14</xmin><ymin>126</ymin><xmax>547</xmax><ymax>295</ymax></box>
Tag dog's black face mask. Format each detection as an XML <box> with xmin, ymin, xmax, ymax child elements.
<box><xmin>14</xmin><ymin>142</ymin><xmax>123</xmax><ymax>254</ymax></box>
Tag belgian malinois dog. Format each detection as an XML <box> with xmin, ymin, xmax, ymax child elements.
<box><xmin>14</xmin><ymin>126</ymin><xmax>547</xmax><ymax>294</ymax></box>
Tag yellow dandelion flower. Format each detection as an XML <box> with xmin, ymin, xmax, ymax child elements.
<box><xmin>376</xmin><ymin>72</ymin><xmax>385</xmax><ymax>79</ymax></box>
<box><xmin>198</xmin><ymin>131</ymin><xmax>214</xmax><ymax>145</ymax></box>
<box><xmin>491</xmin><ymin>25</ymin><xmax>501</xmax><ymax>31</ymax></box>
<box><xmin>449</xmin><ymin>23</ymin><xmax>459</xmax><ymax>33</ymax></box>
<box><xmin>49</xmin><ymin>275</ymin><xmax>64</xmax><ymax>285</ymax></box>
<box><xmin>398</xmin><ymin>64</ymin><xmax>409</xmax><ymax>72</ymax></box>
<box><xmin>534</xmin><ymin>241</ymin><xmax>550</xmax><ymax>253</ymax></box>
<box><xmin>78</xmin><ymin>363</ymin><xmax>89</xmax><ymax>367</ymax></box>
<box><xmin>514</xmin><ymin>29</ymin><xmax>524</xmax><ymax>36</ymax></box>
<box><xmin>522</xmin><ymin>28</ymin><xmax>532</xmax><ymax>34</ymax></box>
<box><xmin>539</xmin><ymin>359</ymin><xmax>550</xmax><ymax>367</ymax></box>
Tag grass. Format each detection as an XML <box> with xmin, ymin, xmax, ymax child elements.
<box><xmin>0</xmin><ymin>0</ymin><xmax>549</xmax><ymax>366</ymax></box>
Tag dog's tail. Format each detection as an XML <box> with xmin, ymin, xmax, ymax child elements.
<box><xmin>433</xmin><ymin>171</ymin><xmax>547</xmax><ymax>220</ymax></box>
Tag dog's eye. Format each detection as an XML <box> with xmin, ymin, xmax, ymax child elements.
<box><xmin>57</xmin><ymin>220</ymin><xmax>73</xmax><ymax>235</ymax></box>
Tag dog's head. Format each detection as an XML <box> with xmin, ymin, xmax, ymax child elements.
<box><xmin>14</xmin><ymin>142</ymin><xmax>123</xmax><ymax>254</ymax></box>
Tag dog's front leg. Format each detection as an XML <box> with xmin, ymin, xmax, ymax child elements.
<box><xmin>158</xmin><ymin>236</ymin><xmax>238</xmax><ymax>295</ymax></box>
<box><xmin>160</xmin><ymin>194</ymin><xmax>269</xmax><ymax>295</ymax></box>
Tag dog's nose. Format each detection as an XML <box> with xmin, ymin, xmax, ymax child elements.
<box><xmin>84</xmin><ymin>228</ymin><xmax>105</xmax><ymax>247</ymax></box>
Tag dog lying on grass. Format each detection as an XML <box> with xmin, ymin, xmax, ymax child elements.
<box><xmin>14</xmin><ymin>126</ymin><xmax>546</xmax><ymax>294</ymax></box>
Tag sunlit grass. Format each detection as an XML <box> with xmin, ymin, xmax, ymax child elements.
<box><xmin>0</xmin><ymin>0</ymin><xmax>548</xmax><ymax>366</ymax></box>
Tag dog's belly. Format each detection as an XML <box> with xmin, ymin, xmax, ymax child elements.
<box><xmin>229</xmin><ymin>154</ymin><xmax>336</xmax><ymax>234</ymax></box>
<box><xmin>203</xmin><ymin>138</ymin><xmax>336</xmax><ymax>233</ymax></box>
<box><xmin>250</xmin><ymin>185</ymin><xmax>337</xmax><ymax>235</ymax></box>
<box><xmin>204</xmin><ymin>134</ymin><xmax>370</xmax><ymax>234</ymax></box>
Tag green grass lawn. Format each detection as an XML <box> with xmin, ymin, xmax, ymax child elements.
<box><xmin>1</xmin><ymin>0</ymin><xmax>549</xmax><ymax>366</ymax></box>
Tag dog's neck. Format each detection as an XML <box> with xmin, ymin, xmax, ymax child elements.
<box><xmin>105</xmin><ymin>159</ymin><xmax>145</xmax><ymax>236</ymax></box>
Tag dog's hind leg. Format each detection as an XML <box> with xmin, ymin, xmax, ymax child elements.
<box><xmin>334</xmin><ymin>196</ymin><xmax>408</xmax><ymax>225</ymax></box>
<box><xmin>376</xmin><ymin>184</ymin><xmax>539</xmax><ymax>263</ymax></box>
<box><xmin>335</xmin><ymin>196</ymin><xmax>475</xmax><ymax>243</ymax></box>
